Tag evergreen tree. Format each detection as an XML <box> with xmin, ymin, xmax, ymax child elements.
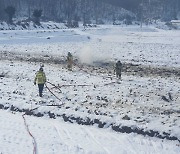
<box><xmin>4</xmin><ymin>6</ymin><xmax>16</xmax><ymax>24</ymax></box>
<box><xmin>33</xmin><ymin>9</ymin><xmax>42</xmax><ymax>25</ymax></box>
<box><xmin>0</xmin><ymin>1</ymin><xmax>3</xmax><ymax>20</ymax></box>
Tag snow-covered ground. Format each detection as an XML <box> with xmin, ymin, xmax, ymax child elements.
<box><xmin>1</xmin><ymin>110</ymin><xmax>179</xmax><ymax>154</ymax></box>
<box><xmin>0</xmin><ymin>24</ymin><xmax>180</xmax><ymax>153</ymax></box>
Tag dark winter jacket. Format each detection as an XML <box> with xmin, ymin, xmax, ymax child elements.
<box><xmin>115</xmin><ymin>61</ymin><xmax>122</xmax><ymax>72</ymax></box>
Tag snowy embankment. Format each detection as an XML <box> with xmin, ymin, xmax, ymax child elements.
<box><xmin>1</xmin><ymin>110</ymin><xmax>179</xmax><ymax>154</ymax></box>
<box><xmin>0</xmin><ymin>24</ymin><xmax>180</xmax><ymax>153</ymax></box>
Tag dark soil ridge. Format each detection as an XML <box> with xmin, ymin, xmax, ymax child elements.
<box><xmin>0</xmin><ymin>103</ymin><xmax>179</xmax><ymax>143</ymax></box>
<box><xmin>0</xmin><ymin>22</ymin><xmax>66</xmax><ymax>31</ymax></box>
<box><xmin>1</xmin><ymin>51</ymin><xmax>179</xmax><ymax>78</ymax></box>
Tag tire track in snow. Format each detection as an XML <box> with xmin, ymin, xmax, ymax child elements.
<box><xmin>53</xmin><ymin>124</ymin><xmax>71</xmax><ymax>153</ymax></box>
<box><xmin>53</xmin><ymin>123</ymin><xmax>85</xmax><ymax>153</ymax></box>
<box><xmin>83</xmin><ymin>128</ymin><xmax>110</xmax><ymax>154</ymax></box>
<box><xmin>53</xmin><ymin>122</ymin><xmax>110</xmax><ymax>154</ymax></box>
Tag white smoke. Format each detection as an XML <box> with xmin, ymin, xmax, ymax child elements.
<box><xmin>78</xmin><ymin>46</ymin><xmax>94</xmax><ymax>64</ymax></box>
<box><xmin>78</xmin><ymin>44</ymin><xmax>109</xmax><ymax>64</ymax></box>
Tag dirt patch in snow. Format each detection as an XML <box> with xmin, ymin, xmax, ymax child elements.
<box><xmin>0</xmin><ymin>51</ymin><xmax>179</xmax><ymax>78</ymax></box>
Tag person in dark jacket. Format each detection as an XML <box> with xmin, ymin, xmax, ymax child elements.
<box><xmin>115</xmin><ymin>60</ymin><xmax>122</xmax><ymax>79</ymax></box>
<box><xmin>67</xmin><ymin>52</ymin><xmax>73</xmax><ymax>71</ymax></box>
<box><xmin>34</xmin><ymin>67</ymin><xmax>46</xmax><ymax>97</ymax></box>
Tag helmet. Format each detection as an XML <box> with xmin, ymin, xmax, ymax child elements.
<box><xmin>68</xmin><ymin>52</ymin><xmax>72</xmax><ymax>56</ymax></box>
<box><xmin>39</xmin><ymin>67</ymin><xmax>43</xmax><ymax>71</ymax></box>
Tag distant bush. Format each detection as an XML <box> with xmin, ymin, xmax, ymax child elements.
<box><xmin>165</xmin><ymin>22</ymin><xmax>177</xmax><ymax>29</ymax></box>
<box><xmin>65</xmin><ymin>20</ymin><xmax>79</xmax><ymax>28</ymax></box>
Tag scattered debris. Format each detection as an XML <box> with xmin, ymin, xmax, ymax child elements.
<box><xmin>122</xmin><ymin>115</ymin><xmax>131</xmax><ymax>120</ymax></box>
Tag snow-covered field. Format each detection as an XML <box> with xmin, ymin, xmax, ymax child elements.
<box><xmin>0</xmin><ymin>24</ymin><xmax>180</xmax><ymax>153</ymax></box>
<box><xmin>0</xmin><ymin>25</ymin><xmax>180</xmax><ymax>67</ymax></box>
